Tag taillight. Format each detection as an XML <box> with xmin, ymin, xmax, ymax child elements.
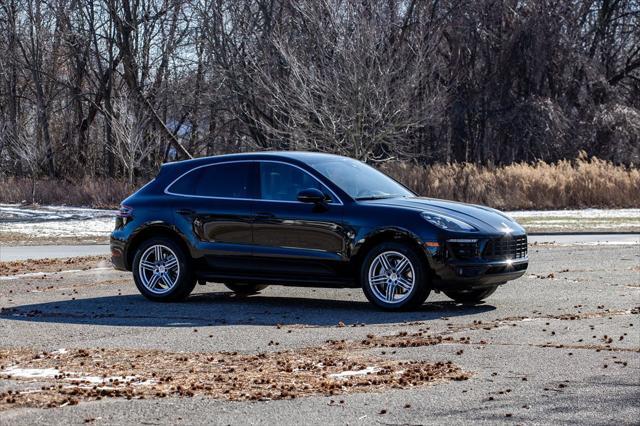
<box><xmin>116</xmin><ymin>205</ymin><xmax>133</xmax><ymax>218</ymax></box>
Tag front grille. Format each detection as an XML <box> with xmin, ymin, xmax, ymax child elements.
<box><xmin>483</xmin><ymin>235</ymin><xmax>527</xmax><ymax>260</ymax></box>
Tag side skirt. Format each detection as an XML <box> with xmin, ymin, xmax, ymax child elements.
<box><xmin>194</xmin><ymin>271</ymin><xmax>358</xmax><ymax>289</ymax></box>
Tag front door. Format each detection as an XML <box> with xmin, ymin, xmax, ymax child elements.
<box><xmin>251</xmin><ymin>161</ymin><xmax>348</xmax><ymax>280</ymax></box>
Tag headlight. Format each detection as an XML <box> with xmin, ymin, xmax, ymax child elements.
<box><xmin>420</xmin><ymin>212</ymin><xmax>478</xmax><ymax>232</ymax></box>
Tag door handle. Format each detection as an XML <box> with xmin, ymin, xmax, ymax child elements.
<box><xmin>255</xmin><ymin>212</ymin><xmax>275</xmax><ymax>219</ymax></box>
<box><xmin>176</xmin><ymin>208</ymin><xmax>195</xmax><ymax>216</ymax></box>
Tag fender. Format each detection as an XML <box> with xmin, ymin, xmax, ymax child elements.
<box><xmin>124</xmin><ymin>220</ymin><xmax>194</xmax><ymax>270</ymax></box>
<box><xmin>351</xmin><ymin>226</ymin><xmax>426</xmax><ymax>261</ymax></box>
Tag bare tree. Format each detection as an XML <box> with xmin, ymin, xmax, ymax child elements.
<box><xmin>242</xmin><ymin>1</ymin><xmax>445</xmax><ymax>162</ymax></box>
<box><xmin>104</xmin><ymin>95</ymin><xmax>156</xmax><ymax>185</ymax></box>
<box><xmin>106</xmin><ymin>0</ymin><xmax>192</xmax><ymax>160</ymax></box>
<box><xmin>6</xmin><ymin>112</ymin><xmax>48</xmax><ymax>203</ymax></box>
<box><xmin>0</xmin><ymin>0</ymin><xmax>638</xmax><ymax>182</ymax></box>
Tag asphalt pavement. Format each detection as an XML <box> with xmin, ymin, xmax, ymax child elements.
<box><xmin>0</xmin><ymin>243</ymin><xmax>638</xmax><ymax>424</ymax></box>
<box><xmin>0</xmin><ymin>245</ymin><xmax>110</xmax><ymax>262</ymax></box>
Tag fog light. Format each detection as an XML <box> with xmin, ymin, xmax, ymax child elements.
<box><xmin>447</xmin><ymin>239</ymin><xmax>480</xmax><ymax>259</ymax></box>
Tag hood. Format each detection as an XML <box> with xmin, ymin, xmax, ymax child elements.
<box><xmin>364</xmin><ymin>197</ymin><xmax>526</xmax><ymax>235</ymax></box>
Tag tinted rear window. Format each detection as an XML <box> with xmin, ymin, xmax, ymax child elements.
<box><xmin>168</xmin><ymin>162</ymin><xmax>254</xmax><ymax>198</ymax></box>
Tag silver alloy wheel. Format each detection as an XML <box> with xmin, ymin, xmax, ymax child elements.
<box><xmin>138</xmin><ymin>244</ymin><xmax>180</xmax><ymax>295</ymax></box>
<box><xmin>367</xmin><ymin>250</ymin><xmax>415</xmax><ymax>304</ymax></box>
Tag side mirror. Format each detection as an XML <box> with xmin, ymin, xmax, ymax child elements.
<box><xmin>297</xmin><ymin>188</ymin><xmax>327</xmax><ymax>204</ymax></box>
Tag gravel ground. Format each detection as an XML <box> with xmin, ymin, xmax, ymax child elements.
<box><xmin>0</xmin><ymin>243</ymin><xmax>638</xmax><ymax>425</ymax></box>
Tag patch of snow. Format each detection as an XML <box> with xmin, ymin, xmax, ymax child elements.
<box><xmin>0</xmin><ymin>271</ymin><xmax>49</xmax><ymax>281</ymax></box>
<box><xmin>506</xmin><ymin>209</ymin><xmax>640</xmax><ymax>232</ymax></box>
<box><xmin>507</xmin><ymin>208</ymin><xmax>640</xmax><ymax>218</ymax></box>
<box><xmin>64</xmin><ymin>374</ymin><xmax>155</xmax><ymax>387</ymax></box>
<box><xmin>573</xmin><ymin>241</ymin><xmax>639</xmax><ymax>246</ymax></box>
<box><xmin>0</xmin><ymin>203</ymin><xmax>115</xmax><ymax>239</ymax></box>
<box><xmin>0</xmin><ymin>218</ymin><xmax>114</xmax><ymax>238</ymax></box>
<box><xmin>1</xmin><ymin>364</ymin><xmax>154</xmax><ymax>387</ymax></box>
<box><xmin>2</xmin><ymin>366</ymin><xmax>60</xmax><ymax>378</ymax></box>
<box><xmin>329</xmin><ymin>366</ymin><xmax>380</xmax><ymax>379</ymax></box>
<box><xmin>522</xmin><ymin>223</ymin><xmax>640</xmax><ymax>230</ymax></box>
<box><xmin>18</xmin><ymin>389</ymin><xmax>45</xmax><ymax>395</ymax></box>
<box><xmin>0</xmin><ymin>203</ymin><xmax>116</xmax><ymax>222</ymax></box>
<box><xmin>0</xmin><ymin>267</ymin><xmax>112</xmax><ymax>281</ymax></box>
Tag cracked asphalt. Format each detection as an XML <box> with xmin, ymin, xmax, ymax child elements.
<box><xmin>0</xmin><ymin>243</ymin><xmax>639</xmax><ymax>425</ymax></box>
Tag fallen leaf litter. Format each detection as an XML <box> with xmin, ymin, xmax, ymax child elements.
<box><xmin>0</xmin><ymin>256</ymin><xmax>109</xmax><ymax>276</ymax></box>
<box><xmin>0</xmin><ymin>331</ymin><xmax>470</xmax><ymax>410</ymax></box>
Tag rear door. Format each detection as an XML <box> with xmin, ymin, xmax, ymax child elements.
<box><xmin>251</xmin><ymin>161</ymin><xmax>348</xmax><ymax>280</ymax></box>
<box><xmin>167</xmin><ymin>161</ymin><xmax>257</xmax><ymax>272</ymax></box>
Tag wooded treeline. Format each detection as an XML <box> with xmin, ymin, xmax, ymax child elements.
<box><xmin>0</xmin><ymin>0</ymin><xmax>639</xmax><ymax>183</ymax></box>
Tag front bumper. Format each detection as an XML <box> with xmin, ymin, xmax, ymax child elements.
<box><xmin>110</xmin><ymin>233</ymin><xmax>128</xmax><ymax>271</ymax></box>
<box><xmin>423</xmin><ymin>234</ymin><xmax>529</xmax><ymax>290</ymax></box>
<box><xmin>429</xmin><ymin>257</ymin><xmax>528</xmax><ymax>290</ymax></box>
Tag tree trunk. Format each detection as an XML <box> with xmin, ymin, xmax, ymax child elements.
<box><xmin>35</xmin><ymin>89</ymin><xmax>55</xmax><ymax>176</ymax></box>
<box><xmin>30</xmin><ymin>176</ymin><xmax>37</xmax><ymax>204</ymax></box>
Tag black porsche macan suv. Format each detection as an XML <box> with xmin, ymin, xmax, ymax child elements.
<box><xmin>110</xmin><ymin>152</ymin><xmax>528</xmax><ymax>310</ymax></box>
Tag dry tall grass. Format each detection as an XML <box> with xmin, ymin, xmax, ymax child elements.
<box><xmin>0</xmin><ymin>155</ymin><xmax>638</xmax><ymax>210</ymax></box>
<box><xmin>383</xmin><ymin>155</ymin><xmax>639</xmax><ymax>210</ymax></box>
<box><xmin>0</xmin><ymin>177</ymin><xmax>133</xmax><ymax>209</ymax></box>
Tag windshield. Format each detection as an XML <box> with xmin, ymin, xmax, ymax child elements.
<box><xmin>309</xmin><ymin>157</ymin><xmax>414</xmax><ymax>200</ymax></box>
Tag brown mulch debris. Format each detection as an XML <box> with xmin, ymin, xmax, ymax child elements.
<box><xmin>0</xmin><ymin>333</ymin><xmax>470</xmax><ymax>410</ymax></box>
<box><xmin>0</xmin><ymin>256</ymin><xmax>110</xmax><ymax>276</ymax></box>
<box><xmin>536</xmin><ymin>343</ymin><xmax>639</xmax><ymax>353</ymax></box>
<box><xmin>328</xmin><ymin>331</ymin><xmax>464</xmax><ymax>350</ymax></box>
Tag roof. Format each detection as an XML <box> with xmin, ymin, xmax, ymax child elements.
<box><xmin>161</xmin><ymin>151</ymin><xmax>347</xmax><ymax>170</ymax></box>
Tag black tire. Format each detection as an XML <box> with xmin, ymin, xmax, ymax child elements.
<box><xmin>360</xmin><ymin>242</ymin><xmax>430</xmax><ymax>310</ymax></box>
<box><xmin>132</xmin><ymin>237</ymin><xmax>196</xmax><ymax>302</ymax></box>
<box><xmin>223</xmin><ymin>283</ymin><xmax>269</xmax><ymax>295</ymax></box>
<box><xmin>443</xmin><ymin>286</ymin><xmax>497</xmax><ymax>304</ymax></box>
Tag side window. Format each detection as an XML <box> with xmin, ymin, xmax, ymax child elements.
<box><xmin>168</xmin><ymin>162</ymin><xmax>254</xmax><ymax>198</ymax></box>
<box><xmin>259</xmin><ymin>162</ymin><xmax>330</xmax><ymax>202</ymax></box>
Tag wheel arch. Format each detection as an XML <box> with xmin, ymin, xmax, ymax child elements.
<box><xmin>352</xmin><ymin>228</ymin><xmax>430</xmax><ymax>277</ymax></box>
<box><xmin>125</xmin><ymin>223</ymin><xmax>192</xmax><ymax>270</ymax></box>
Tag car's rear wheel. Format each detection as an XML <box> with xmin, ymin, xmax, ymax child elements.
<box><xmin>443</xmin><ymin>286</ymin><xmax>497</xmax><ymax>304</ymax></box>
<box><xmin>132</xmin><ymin>237</ymin><xmax>196</xmax><ymax>302</ymax></box>
<box><xmin>223</xmin><ymin>283</ymin><xmax>269</xmax><ymax>295</ymax></box>
<box><xmin>361</xmin><ymin>242</ymin><xmax>430</xmax><ymax>310</ymax></box>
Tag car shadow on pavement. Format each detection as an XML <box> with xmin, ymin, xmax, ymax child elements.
<box><xmin>0</xmin><ymin>291</ymin><xmax>495</xmax><ymax>328</ymax></box>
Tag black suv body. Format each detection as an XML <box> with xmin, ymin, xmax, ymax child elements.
<box><xmin>111</xmin><ymin>152</ymin><xmax>528</xmax><ymax>310</ymax></box>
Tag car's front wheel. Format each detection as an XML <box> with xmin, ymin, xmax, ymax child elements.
<box><xmin>443</xmin><ymin>286</ymin><xmax>497</xmax><ymax>304</ymax></box>
<box><xmin>361</xmin><ymin>242</ymin><xmax>430</xmax><ymax>310</ymax></box>
<box><xmin>132</xmin><ymin>237</ymin><xmax>196</xmax><ymax>302</ymax></box>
